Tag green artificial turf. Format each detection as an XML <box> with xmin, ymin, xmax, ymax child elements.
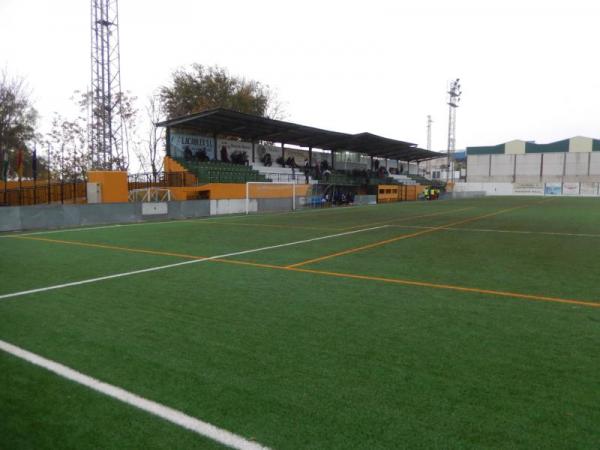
<box><xmin>1</xmin><ymin>196</ymin><xmax>599</xmax><ymax>449</ymax></box>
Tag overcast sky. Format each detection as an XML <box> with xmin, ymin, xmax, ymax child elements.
<box><xmin>1</xmin><ymin>0</ymin><xmax>599</xmax><ymax>153</ymax></box>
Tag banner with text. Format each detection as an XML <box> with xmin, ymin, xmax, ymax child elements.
<box><xmin>561</xmin><ymin>182</ymin><xmax>580</xmax><ymax>196</ymax></box>
<box><xmin>513</xmin><ymin>182</ymin><xmax>544</xmax><ymax>195</ymax></box>
<box><xmin>170</xmin><ymin>131</ymin><xmax>215</xmax><ymax>160</ymax></box>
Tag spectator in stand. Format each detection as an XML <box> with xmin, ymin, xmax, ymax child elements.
<box><xmin>289</xmin><ymin>157</ymin><xmax>296</xmax><ymax>179</ymax></box>
<box><xmin>220</xmin><ymin>145</ymin><xmax>229</xmax><ymax>162</ymax></box>
<box><xmin>262</xmin><ymin>153</ymin><xmax>272</xmax><ymax>167</ymax></box>
<box><xmin>303</xmin><ymin>159</ymin><xmax>310</xmax><ymax>184</ymax></box>
<box><xmin>184</xmin><ymin>146</ymin><xmax>192</xmax><ymax>161</ymax></box>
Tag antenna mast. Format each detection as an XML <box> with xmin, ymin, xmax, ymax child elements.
<box><xmin>90</xmin><ymin>0</ymin><xmax>125</xmax><ymax>170</ymax></box>
<box><xmin>426</xmin><ymin>115</ymin><xmax>433</xmax><ymax>151</ymax></box>
<box><xmin>446</xmin><ymin>78</ymin><xmax>462</xmax><ymax>183</ymax></box>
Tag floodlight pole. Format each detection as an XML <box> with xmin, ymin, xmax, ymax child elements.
<box><xmin>426</xmin><ymin>115</ymin><xmax>433</xmax><ymax>178</ymax></box>
<box><xmin>426</xmin><ymin>115</ymin><xmax>432</xmax><ymax>151</ymax></box>
<box><xmin>446</xmin><ymin>78</ymin><xmax>462</xmax><ymax>184</ymax></box>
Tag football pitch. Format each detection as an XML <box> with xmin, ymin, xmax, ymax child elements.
<box><xmin>1</xmin><ymin>196</ymin><xmax>599</xmax><ymax>449</ymax></box>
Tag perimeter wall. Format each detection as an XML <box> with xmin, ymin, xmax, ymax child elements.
<box><xmin>454</xmin><ymin>181</ymin><xmax>600</xmax><ymax>197</ymax></box>
<box><xmin>0</xmin><ymin>195</ymin><xmax>378</xmax><ymax>233</ymax></box>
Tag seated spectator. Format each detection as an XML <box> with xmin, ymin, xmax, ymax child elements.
<box><xmin>183</xmin><ymin>146</ymin><xmax>193</xmax><ymax>161</ymax></box>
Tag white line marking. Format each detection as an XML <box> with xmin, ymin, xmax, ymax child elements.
<box><xmin>0</xmin><ymin>339</ymin><xmax>269</xmax><ymax>450</ymax></box>
<box><xmin>0</xmin><ymin>225</ymin><xmax>389</xmax><ymax>300</ymax></box>
<box><xmin>387</xmin><ymin>224</ymin><xmax>600</xmax><ymax>239</ymax></box>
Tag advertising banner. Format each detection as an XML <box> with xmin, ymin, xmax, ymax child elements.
<box><xmin>561</xmin><ymin>182</ymin><xmax>580</xmax><ymax>196</ymax></box>
<box><xmin>544</xmin><ymin>182</ymin><xmax>562</xmax><ymax>196</ymax></box>
<box><xmin>513</xmin><ymin>182</ymin><xmax>544</xmax><ymax>195</ymax></box>
<box><xmin>170</xmin><ymin>132</ymin><xmax>215</xmax><ymax>160</ymax></box>
<box><xmin>580</xmin><ymin>182</ymin><xmax>600</xmax><ymax>196</ymax></box>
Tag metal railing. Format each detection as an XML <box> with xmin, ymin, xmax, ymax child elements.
<box><xmin>1</xmin><ymin>180</ymin><xmax>87</xmax><ymax>207</ymax></box>
<box><xmin>128</xmin><ymin>172</ymin><xmax>196</xmax><ymax>190</ymax></box>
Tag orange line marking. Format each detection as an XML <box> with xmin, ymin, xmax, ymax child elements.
<box><xmin>15</xmin><ymin>236</ymin><xmax>207</xmax><ymax>260</ymax></box>
<box><xmin>283</xmin><ymin>267</ymin><xmax>600</xmax><ymax>309</ymax></box>
<box><xmin>13</xmin><ymin>233</ymin><xmax>599</xmax><ymax>309</ymax></box>
<box><xmin>286</xmin><ymin>201</ymin><xmax>546</xmax><ymax>268</ymax></box>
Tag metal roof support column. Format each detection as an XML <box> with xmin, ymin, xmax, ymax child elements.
<box><xmin>251</xmin><ymin>140</ymin><xmax>256</xmax><ymax>163</ymax></box>
<box><xmin>370</xmin><ymin>156</ymin><xmax>374</xmax><ymax>171</ymax></box>
<box><xmin>331</xmin><ymin>150</ymin><xmax>335</xmax><ymax>170</ymax></box>
<box><xmin>165</xmin><ymin>127</ymin><xmax>171</xmax><ymax>157</ymax></box>
<box><xmin>281</xmin><ymin>142</ymin><xmax>285</xmax><ymax>162</ymax></box>
<box><xmin>587</xmin><ymin>151</ymin><xmax>592</xmax><ymax>177</ymax></box>
<box><xmin>308</xmin><ymin>146</ymin><xmax>313</xmax><ymax>166</ymax></box>
<box><xmin>213</xmin><ymin>134</ymin><xmax>218</xmax><ymax>160</ymax></box>
<box><xmin>407</xmin><ymin>161</ymin><xmax>411</xmax><ymax>175</ymax></box>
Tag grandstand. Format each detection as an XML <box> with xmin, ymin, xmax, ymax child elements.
<box><xmin>157</xmin><ymin>108</ymin><xmax>442</xmax><ymax>191</ymax></box>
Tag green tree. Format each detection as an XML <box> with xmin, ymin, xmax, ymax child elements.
<box><xmin>160</xmin><ymin>64</ymin><xmax>282</xmax><ymax>119</ymax></box>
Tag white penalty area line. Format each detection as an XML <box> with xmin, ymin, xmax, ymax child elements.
<box><xmin>0</xmin><ymin>225</ymin><xmax>389</xmax><ymax>300</ymax></box>
<box><xmin>0</xmin><ymin>339</ymin><xmax>269</xmax><ymax>450</ymax></box>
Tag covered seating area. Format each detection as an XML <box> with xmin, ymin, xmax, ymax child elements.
<box><xmin>157</xmin><ymin>108</ymin><xmax>444</xmax><ymax>188</ymax></box>
<box><xmin>158</xmin><ymin>108</ymin><xmax>442</xmax><ymax>167</ymax></box>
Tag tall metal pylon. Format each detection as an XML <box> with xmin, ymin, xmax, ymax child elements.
<box><xmin>446</xmin><ymin>78</ymin><xmax>462</xmax><ymax>183</ymax></box>
<box><xmin>90</xmin><ymin>0</ymin><xmax>125</xmax><ymax>170</ymax></box>
<box><xmin>425</xmin><ymin>115</ymin><xmax>433</xmax><ymax>177</ymax></box>
<box><xmin>426</xmin><ymin>115</ymin><xmax>433</xmax><ymax>151</ymax></box>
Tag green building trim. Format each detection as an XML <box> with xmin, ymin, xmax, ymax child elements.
<box><xmin>466</xmin><ymin>144</ymin><xmax>505</xmax><ymax>155</ymax></box>
<box><xmin>525</xmin><ymin>139</ymin><xmax>570</xmax><ymax>153</ymax></box>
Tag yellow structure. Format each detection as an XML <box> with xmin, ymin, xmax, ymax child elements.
<box><xmin>377</xmin><ymin>184</ymin><xmax>422</xmax><ymax>202</ymax></box>
<box><xmin>377</xmin><ymin>185</ymin><xmax>400</xmax><ymax>203</ymax></box>
<box><xmin>88</xmin><ymin>171</ymin><xmax>128</xmax><ymax>203</ymax></box>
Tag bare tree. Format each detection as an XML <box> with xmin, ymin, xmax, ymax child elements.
<box><xmin>76</xmin><ymin>89</ymin><xmax>139</xmax><ymax>171</ymax></box>
<box><xmin>47</xmin><ymin>113</ymin><xmax>89</xmax><ymax>181</ymax></box>
<box><xmin>135</xmin><ymin>94</ymin><xmax>164</xmax><ymax>178</ymax></box>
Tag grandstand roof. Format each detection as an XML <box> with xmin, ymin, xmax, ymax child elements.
<box><xmin>157</xmin><ymin>108</ymin><xmax>443</xmax><ymax>161</ymax></box>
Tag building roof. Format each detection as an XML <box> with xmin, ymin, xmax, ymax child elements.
<box><xmin>157</xmin><ymin>108</ymin><xmax>443</xmax><ymax>161</ymax></box>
